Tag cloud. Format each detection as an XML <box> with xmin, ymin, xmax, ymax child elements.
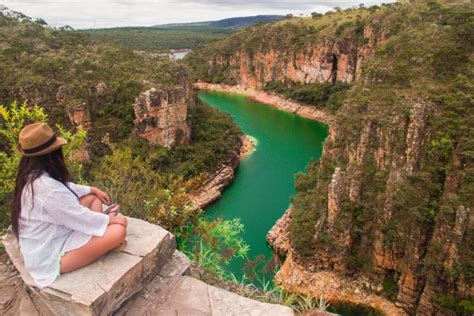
<box><xmin>3</xmin><ymin>0</ymin><xmax>394</xmax><ymax>29</ymax></box>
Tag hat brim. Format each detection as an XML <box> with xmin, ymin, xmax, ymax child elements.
<box><xmin>17</xmin><ymin>137</ymin><xmax>68</xmax><ymax>157</ymax></box>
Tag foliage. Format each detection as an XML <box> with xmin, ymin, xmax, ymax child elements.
<box><xmin>89</xmin><ymin>144</ymin><xmax>196</xmax><ymax>231</ymax></box>
<box><xmin>177</xmin><ymin>217</ymin><xmax>249</xmax><ymax>279</ymax></box>
<box><xmin>264</xmin><ymin>81</ymin><xmax>352</xmax><ymax>113</ymax></box>
<box><xmin>434</xmin><ymin>295</ymin><xmax>474</xmax><ymax>315</ymax></box>
<box><xmin>382</xmin><ymin>275</ymin><xmax>400</xmax><ymax>300</ymax></box>
<box><xmin>82</xmin><ymin>27</ymin><xmax>228</xmax><ymax>51</ymax></box>
<box><xmin>0</xmin><ymin>101</ymin><xmax>86</xmax><ymax>229</ymax></box>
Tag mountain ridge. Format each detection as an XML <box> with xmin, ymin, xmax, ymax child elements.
<box><xmin>153</xmin><ymin>15</ymin><xmax>284</xmax><ymax>29</ymax></box>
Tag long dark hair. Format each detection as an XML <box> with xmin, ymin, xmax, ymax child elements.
<box><xmin>11</xmin><ymin>148</ymin><xmax>74</xmax><ymax>237</ymax></box>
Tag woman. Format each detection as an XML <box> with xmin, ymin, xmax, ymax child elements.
<box><xmin>11</xmin><ymin>122</ymin><xmax>128</xmax><ymax>287</ymax></box>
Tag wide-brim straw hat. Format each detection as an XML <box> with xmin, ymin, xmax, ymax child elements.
<box><xmin>17</xmin><ymin>122</ymin><xmax>68</xmax><ymax>157</ymax></box>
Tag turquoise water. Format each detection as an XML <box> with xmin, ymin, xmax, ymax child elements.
<box><xmin>198</xmin><ymin>91</ymin><xmax>328</xmax><ymax>280</ymax></box>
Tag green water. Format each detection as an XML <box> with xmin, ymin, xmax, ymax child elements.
<box><xmin>198</xmin><ymin>91</ymin><xmax>328</xmax><ymax>280</ymax></box>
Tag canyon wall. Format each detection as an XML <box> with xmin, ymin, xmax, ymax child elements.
<box><xmin>190</xmin><ymin>20</ymin><xmax>385</xmax><ymax>90</ymax></box>
<box><xmin>189</xmin><ymin>2</ymin><xmax>473</xmax><ymax>315</ymax></box>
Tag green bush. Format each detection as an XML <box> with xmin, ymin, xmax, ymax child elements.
<box><xmin>434</xmin><ymin>295</ymin><xmax>474</xmax><ymax>315</ymax></box>
<box><xmin>382</xmin><ymin>275</ymin><xmax>399</xmax><ymax>300</ymax></box>
<box><xmin>264</xmin><ymin>81</ymin><xmax>351</xmax><ymax>114</ymax></box>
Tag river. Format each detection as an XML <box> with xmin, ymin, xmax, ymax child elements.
<box><xmin>198</xmin><ymin>91</ymin><xmax>386</xmax><ymax>315</ymax></box>
<box><xmin>198</xmin><ymin>91</ymin><xmax>328</xmax><ymax>281</ymax></box>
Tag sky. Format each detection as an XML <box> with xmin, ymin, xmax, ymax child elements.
<box><xmin>2</xmin><ymin>0</ymin><xmax>395</xmax><ymax>29</ymax></box>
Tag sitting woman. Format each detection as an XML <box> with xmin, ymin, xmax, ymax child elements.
<box><xmin>11</xmin><ymin>122</ymin><xmax>128</xmax><ymax>287</ymax></box>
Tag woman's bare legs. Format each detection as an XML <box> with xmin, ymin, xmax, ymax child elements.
<box><xmin>60</xmin><ymin>194</ymin><xmax>126</xmax><ymax>273</ymax></box>
<box><xmin>60</xmin><ymin>224</ymin><xmax>126</xmax><ymax>273</ymax></box>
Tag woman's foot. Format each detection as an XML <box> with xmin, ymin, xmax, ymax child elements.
<box><xmin>104</xmin><ymin>204</ymin><xmax>120</xmax><ymax>215</ymax></box>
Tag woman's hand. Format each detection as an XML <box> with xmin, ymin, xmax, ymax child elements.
<box><xmin>91</xmin><ymin>187</ymin><xmax>110</xmax><ymax>205</ymax></box>
<box><xmin>108</xmin><ymin>214</ymin><xmax>127</xmax><ymax>227</ymax></box>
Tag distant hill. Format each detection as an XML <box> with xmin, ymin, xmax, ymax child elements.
<box><xmin>154</xmin><ymin>15</ymin><xmax>284</xmax><ymax>29</ymax></box>
<box><xmin>83</xmin><ymin>15</ymin><xmax>284</xmax><ymax>51</ymax></box>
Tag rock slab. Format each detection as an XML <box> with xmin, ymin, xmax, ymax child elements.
<box><xmin>158</xmin><ymin>276</ymin><xmax>294</xmax><ymax>316</ymax></box>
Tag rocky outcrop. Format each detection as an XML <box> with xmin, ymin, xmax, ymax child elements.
<box><xmin>232</xmin><ymin>43</ymin><xmax>356</xmax><ymax>89</ymax></box>
<box><xmin>275</xmin><ymin>251</ymin><xmax>406</xmax><ymax>316</ymax></box>
<box><xmin>276</xmin><ymin>94</ymin><xmax>471</xmax><ymax>315</ymax></box>
<box><xmin>189</xmin><ymin>165</ymin><xmax>236</xmax><ymax>211</ymax></box>
<box><xmin>56</xmin><ymin>85</ymin><xmax>95</xmax><ymax>131</ymax></box>
<box><xmin>189</xmin><ymin>135</ymin><xmax>243</xmax><ymax>210</ymax></box>
<box><xmin>240</xmin><ymin>135</ymin><xmax>255</xmax><ymax>158</ymax></box>
<box><xmin>266</xmin><ymin>208</ymin><xmax>292</xmax><ymax>257</ymax></box>
<box><xmin>133</xmin><ymin>87</ymin><xmax>191</xmax><ymax>148</ymax></box>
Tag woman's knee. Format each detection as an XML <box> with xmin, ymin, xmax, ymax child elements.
<box><xmin>107</xmin><ymin>224</ymin><xmax>127</xmax><ymax>246</ymax></box>
<box><xmin>79</xmin><ymin>194</ymin><xmax>95</xmax><ymax>207</ymax></box>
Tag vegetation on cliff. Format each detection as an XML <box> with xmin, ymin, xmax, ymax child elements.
<box><xmin>263</xmin><ymin>81</ymin><xmax>351</xmax><ymax>114</ymax></box>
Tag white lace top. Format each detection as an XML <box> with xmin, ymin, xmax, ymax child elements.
<box><xmin>18</xmin><ymin>172</ymin><xmax>109</xmax><ymax>287</ymax></box>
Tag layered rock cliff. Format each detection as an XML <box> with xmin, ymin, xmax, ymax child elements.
<box><xmin>188</xmin><ymin>2</ymin><xmax>473</xmax><ymax>315</ymax></box>
<box><xmin>186</xmin><ymin>9</ymin><xmax>385</xmax><ymax>90</ymax></box>
<box><xmin>133</xmin><ymin>87</ymin><xmax>191</xmax><ymax>148</ymax></box>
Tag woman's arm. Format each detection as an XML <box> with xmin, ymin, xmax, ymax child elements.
<box><xmin>68</xmin><ymin>182</ymin><xmax>91</xmax><ymax>198</ymax></box>
<box><xmin>68</xmin><ymin>183</ymin><xmax>110</xmax><ymax>205</ymax></box>
<box><xmin>90</xmin><ymin>187</ymin><xmax>110</xmax><ymax>205</ymax></box>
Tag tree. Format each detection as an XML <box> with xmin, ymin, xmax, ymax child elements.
<box><xmin>34</xmin><ymin>18</ymin><xmax>47</xmax><ymax>26</ymax></box>
<box><xmin>311</xmin><ymin>12</ymin><xmax>323</xmax><ymax>19</ymax></box>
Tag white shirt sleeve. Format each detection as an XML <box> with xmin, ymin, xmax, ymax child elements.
<box><xmin>41</xmin><ymin>185</ymin><xmax>109</xmax><ymax>237</ymax></box>
<box><xmin>68</xmin><ymin>182</ymin><xmax>91</xmax><ymax>198</ymax></box>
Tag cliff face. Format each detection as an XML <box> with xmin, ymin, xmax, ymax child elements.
<box><xmin>189</xmin><ymin>2</ymin><xmax>473</xmax><ymax>315</ymax></box>
<box><xmin>187</xmin><ymin>13</ymin><xmax>385</xmax><ymax>90</ymax></box>
<box><xmin>208</xmin><ymin>31</ymin><xmax>380</xmax><ymax>90</ymax></box>
<box><xmin>133</xmin><ymin>87</ymin><xmax>191</xmax><ymax>148</ymax></box>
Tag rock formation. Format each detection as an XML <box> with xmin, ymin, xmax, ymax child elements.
<box><xmin>193</xmin><ymin>22</ymin><xmax>386</xmax><ymax>90</ymax></box>
<box><xmin>133</xmin><ymin>87</ymin><xmax>191</xmax><ymax>148</ymax></box>
<box><xmin>189</xmin><ymin>134</ymin><xmax>242</xmax><ymax>210</ymax></box>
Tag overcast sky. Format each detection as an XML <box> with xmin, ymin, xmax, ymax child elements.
<box><xmin>2</xmin><ymin>0</ymin><xmax>395</xmax><ymax>29</ymax></box>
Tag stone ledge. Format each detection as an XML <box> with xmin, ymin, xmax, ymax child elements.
<box><xmin>3</xmin><ymin>217</ymin><xmax>176</xmax><ymax>316</ymax></box>
<box><xmin>159</xmin><ymin>276</ymin><xmax>294</xmax><ymax>316</ymax></box>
